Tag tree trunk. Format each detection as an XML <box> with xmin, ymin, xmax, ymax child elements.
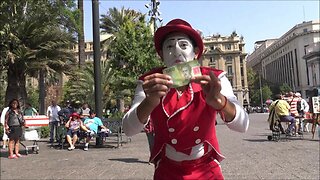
<box><xmin>117</xmin><ymin>98</ymin><xmax>125</xmax><ymax>113</ymax></box>
<box><xmin>78</xmin><ymin>0</ymin><xmax>85</xmax><ymax>67</ymax></box>
<box><xmin>5</xmin><ymin>64</ymin><xmax>27</xmax><ymax>109</ymax></box>
<box><xmin>38</xmin><ymin>69</ymin><xmax>46</xmax><ymax>114</ymax></box>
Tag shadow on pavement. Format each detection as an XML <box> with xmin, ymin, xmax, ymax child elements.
<box><xmin>0</xmin><ymin>150</ymin><xmax>8</xmax><ymax>157</ymax></box>
<box><xmin>242</xmin><ymin>139</ymin><xmax>270</xmax><ymax>142</ymax></box>
<box><xmin>109</xmin><ymin>158</ymin><xmax>149</xmax><ymax>164</ymax></box>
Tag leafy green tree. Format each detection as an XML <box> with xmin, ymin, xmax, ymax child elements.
<box><xmin>108</xmin><ymin>18</ymin><xmax>163</xmax><ymax>104</ymax></box>
<box><xmin>0</xmin><ymin>0</ymin><xmax>79</xmax><ymax>107</ymax></box>
<box><xmin>250</xmin><ymin>85</ymin><xmax>272</xmax><ymax>106</ymax></box>
<box><xmin>100</xmin><ymin>7</ymin><xmax>162</xmax><ymax>112</ymax></box>
<box><xmin>279</xmin><ymin>83</ymin><xmax>292</xmax><ymax>94</ymax></box>
<box><xmin>26</xmin><ymin>86</ymin><xmax>39</xmax><ymax>111</ymax></box>
<box><xmin>246</xmin><ymin>68</ymin><xmax>273</xmax><ymax>105</ymax></box>
<box><xmin>262</xmin><ymin>85</ymin><xmax>272</xmax><ymax>102</ymax></box>
<box><xmin>0</xmin><ymin>70</ymin><xmax>6</xmax><ymax>109</ymax></box>
<box><xmin>246</xmin><ymin>68</ymin><xmax>258</xmax><ymax>89</ymax></box>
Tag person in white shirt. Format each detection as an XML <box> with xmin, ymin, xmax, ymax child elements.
<box><xmin>46</xmin><ymin>100</ymin><xmax>61</xmax><ymax>143</ymax></box>
<box><xmin>1</xmin><ymin>107</ymin><xmax>9</xmax><ymax>149</ymax></box>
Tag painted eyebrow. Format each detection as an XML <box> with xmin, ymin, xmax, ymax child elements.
<box><xmin>166</xmin><ymin>37</ymin><xmax>188</xmax><ymax>41</ymax></box>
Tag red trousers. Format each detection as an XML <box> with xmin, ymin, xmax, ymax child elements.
<box><xmin>154</xmin><ymin>154</ymin><xmax>224</xmax><ymax>180</ymax></box>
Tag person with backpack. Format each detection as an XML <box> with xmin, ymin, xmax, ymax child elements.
<box><xmin>295</xmin><ymin>93</ymin><xmax>310</xmax><ymax>132</ymax></box>
<box><xmin>4</xmin><ymin>99</ymin><xmax>28</xmax><ymax>159</ymax></box>
<box><xmin>269</xmin><ymin>94</ymin><xmax>296</xmax><ymax>136</ymax></box>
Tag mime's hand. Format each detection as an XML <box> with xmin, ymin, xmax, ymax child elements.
<box><xmin>191</xmin><ymin>71</ymin><xmax>226</xmax><ymax>109</ymax></box>
<box><xmin>142</xmin><ymin>73</ymin><xmax>173</xmax><ymax>107</ymax></box>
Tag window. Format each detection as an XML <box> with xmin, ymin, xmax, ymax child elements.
<box><xmin>227</xmin><ymin>66</ymin><xmax>233</xmax><ymax>75</ymax></box>
<box><xmin>303</xmin><ymin>28</ymin><xmax>308</xmax><ymax>33</ymax></box>
<box><xmin>210</xmin><ymin>57</ymin><xmax>214</xmax><ymax>63</ymax></box>
<box><xmin>229</xmin><ymin>78</ymin><xmax>233</xmax><ymax>86</ymax></box>
<box><xmin>225</xmin><ymin>56</ymin><xmax>232</xmax><ymax>62</ymax></box>
<box><xmin>225</xmin><ymin>44</ymin><xmax>232</xmax><ymax>50</ymax></box>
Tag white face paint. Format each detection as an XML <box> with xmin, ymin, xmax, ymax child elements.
<box><xmin>162</xmin><ymin>33</ymin><xmax>196</xmax><ymax>67</ymax></box>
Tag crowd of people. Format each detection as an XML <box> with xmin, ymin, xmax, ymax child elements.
<box><xmin>268</xmin><ymin>91</ymin><xmax>318</xmax><ymax>137</ymax></box>
<box><xmin>0</xmin><ymin>99</ymin><xmax>110</xmax><ymax>159</ymax></box>
<box><xmin>46</xmin><ymin>100</ymin><xmax>109</xmax><ymax>151</ymax></box>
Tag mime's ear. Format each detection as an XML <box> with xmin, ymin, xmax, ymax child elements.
<box><xmin>194</xmin><ymin>47</ymin><xmax>200</xmax><ymax>59</ymax></box>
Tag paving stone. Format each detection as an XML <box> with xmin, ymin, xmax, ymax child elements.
<box><xmin>0</xmin><ymin>113</ymin><xmax>319</xmax><ymax>179</ymax></box>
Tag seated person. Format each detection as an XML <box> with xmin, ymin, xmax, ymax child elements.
<box><xmin>269</xmin><ymin>94</ymin><xmax>296</xmax><ymax>135</ymax></box>
<box><xmin>83</xmin><ymin>110</ymin><xmax>108</xmax><ymax>151</ymax></box>
<box><xmin>65</xmin><ymin>112</ymin><xmax>84</xmax><ymax>150</ymax></box>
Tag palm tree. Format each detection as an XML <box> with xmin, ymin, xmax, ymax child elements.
<box><xmin>0</xmin><ymin>1</ymin><xmax>78</xmax><ymax>107</ymax></box>
<box><xmin>63</xmin><ymin>60</ymin><xmax>114</xmax><ymax>111</ymax></box>
<box><xmin>100</xmin><ymin>7</ymin><xmax>145</xmax><ymax>48</ymax></box>
<box><xmin>100</xmin><ymin>7</ymin><xmax>144</xmax><ymax>34</ymax></box>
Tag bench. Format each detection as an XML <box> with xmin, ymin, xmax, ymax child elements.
<box><xmin>58</xmin><ymin>118</ymin><xmax>131</xmax><ymax>149</ymax></box>
<box><xmin>101</xmin><ymin>118</ymin><xmax>131</xmax><ymax>148</ymax></box>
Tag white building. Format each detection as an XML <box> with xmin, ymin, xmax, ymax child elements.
<box><xmin>303</xmin><ymin>42</ymin><xmax>320</xmax><ymax>96</ymax></box>
<box><xmin>247</xmin><ymin>20</ymin><xmax>320</xmax><ymax>98</ymax></box>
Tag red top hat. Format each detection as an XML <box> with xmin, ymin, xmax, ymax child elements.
<box><xmin>71</xmin><ymin>112</ymin><xmax>80</xmax><ymax>119</ymax></box>
<box><xmin>154</xmin><ymin>19</ymin><xmax>204</xmax><ymax>59</ymax></box>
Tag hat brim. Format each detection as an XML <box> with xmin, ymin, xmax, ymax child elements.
<box><xmin>154</xmin><ymin>25</ymin><xmax>203</xmax><ymax>59</ymax></box>
<box><xmin>71</xmin><ymin>114</ymin><xmax>80</xmax><ymax>118</ymax></box>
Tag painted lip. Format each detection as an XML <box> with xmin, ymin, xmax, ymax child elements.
<box><xmin>175</xmin><ymin>59</ymin><xmax>183</xmax><ymax>64</ymax></box>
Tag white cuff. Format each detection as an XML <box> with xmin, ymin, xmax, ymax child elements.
<box><xmin>122</xmin><ymin>105</ymin><xmax>146</xmax><ymax>137</ymax></box>
<box><xmin>225</xmin><ymin>103</ymin><xmax>249</xmax><ymax>133</ymax></box>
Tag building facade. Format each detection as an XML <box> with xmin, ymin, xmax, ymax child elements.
<box><xmin>201</xmin><ymin>32</ymin><xmax>249</xmax><ymax>106</ymax></box>
<box><xmin>303</xmin><ymin>42</ymin><xmax>320</xmax><ymax>97</ymax></box>
<box><xmin>247</xmin><ymin>20</ymin><xmax>320</xmax><ymax>99</ymax></box>
<box><xmin>72</xmin><ymin>34</ymin><xmax>111</xmax><ymax>62</ymax></box>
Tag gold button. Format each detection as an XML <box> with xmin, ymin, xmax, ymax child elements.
<box><xmin>195</xmin><ymin>139</ymin><xmax>201</xmax><ymax>144</ymax></box>
<box><xmin>168</xmin><ymin>128</ymin><xmax>175</xmax><ymax>132</ymax></box>
<box><xmin>193</xmin><ymin>126</ymin><xmax>199</xmax><ymax>131</ymax></box>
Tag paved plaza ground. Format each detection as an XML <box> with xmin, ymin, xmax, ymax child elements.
<box><xmin>0</xmin><ymin>113</ymin><xmax>319</xmax><ymax>180</ymax></box>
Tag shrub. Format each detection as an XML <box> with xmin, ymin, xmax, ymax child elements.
<box><xmin>40</xmin><ymin>126</ymin><xmax>50</xmax><ymax>138</ymax></box>
<box><xmin>0</xmin><ymin>124</ymin><xmax>3</xmax><ymax>139</ymax></box>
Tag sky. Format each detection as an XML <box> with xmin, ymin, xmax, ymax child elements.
<box><xmin>83</xmin><ymin>0</ymin><xmax>319</xmax><ymax>54</ymax></box>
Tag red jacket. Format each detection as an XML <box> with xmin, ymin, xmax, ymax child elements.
<box><xmin>139</xmin><ymin>66</ymin><xmax>225</xmax><ymax>163</ymax></box>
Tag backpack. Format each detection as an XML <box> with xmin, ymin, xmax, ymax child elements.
<box><xmin>268</xmin><ymin>100</ymin><xmax>280</xmax><ymax>131</ymax></box>
<box><xmin>296</xmin><ymin>100</ymin><xmax>302</xmax><ymax>112</ymax></box>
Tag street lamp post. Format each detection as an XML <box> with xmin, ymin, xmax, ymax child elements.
<box><xmin>145</xmin><ymin>0</ymin><xmax>162</xmax><ymax>32</ymax></box>
<box><xmin>92</xmin><ymin>0</ymin><xmax>102</xmax><ymax>118</ymax></box>
<box><xmin>259</xmin><ymin>72</ymin><xmax>264</xmax><ymax>112</ymax></box>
